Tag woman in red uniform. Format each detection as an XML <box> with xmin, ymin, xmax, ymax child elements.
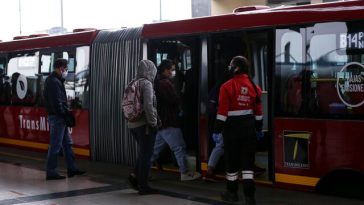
<box><xmin>213</xmin><ymin>56</ymin><xmax>263</xmax><ymax>205</ymax></box>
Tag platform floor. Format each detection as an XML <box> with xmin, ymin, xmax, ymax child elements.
<box><xmin>0</xmin><ymin>147</ymin><xmax>363</xmax><ymax>205</ymax></box>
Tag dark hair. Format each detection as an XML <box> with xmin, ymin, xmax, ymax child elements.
<box><xmin>157</xmin><ymin>59</ymin><xmax>174</xmax><ymax>74</ymax></box>
<box><xmin>54</xmin><ymin>58</ymin><xmax>68</xmax><ymax>69</ymax></box>
<box><xmin>231</xmin><ymin>56</ymin><xmax>250</xmax><ymax>74</ymax></box>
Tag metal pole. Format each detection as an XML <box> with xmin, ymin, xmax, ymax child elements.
<box><xmin>19</xmin><ymin>0</ymin><xmax>22</xmax><ymax>35</ymax></box>
<box><xmin>159</xmin><ymin>0</ymin><xmax>162</xmax><ymax>21</ymax></box>
<box><xmin>61</xmin><ymin>0</ymin><xmax>64</xmax><ymax>32</ymax></box>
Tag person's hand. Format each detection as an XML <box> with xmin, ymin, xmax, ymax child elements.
<box><xmin>212</xmin><ymin>133</ymin><xmax>222</xmax><ymax>143</ymax></box>
<box><xmin>256</xmin><ymin>130</ymin><xmax>264</xmax><ymax>141</ymax></box>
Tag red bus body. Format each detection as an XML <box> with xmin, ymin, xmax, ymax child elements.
<box><xmin>142</xmin><ymin>0</ymin><xmax>364</xmax><ymax>191</ymax></box>
<box><xmin>0</xmin><ymin>31</ymin><xmax>98</xmax><ymax>158</ymax></box>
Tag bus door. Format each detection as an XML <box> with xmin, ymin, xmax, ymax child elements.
<box><xmin>148</xmin><ymin>36</ymin><xmax>202</xmax><ymax>172</ymax></box>
<box><xmin>208</xmin><ymin>29</ymin><xmax>273</xmax><ymax>181</ymax></box>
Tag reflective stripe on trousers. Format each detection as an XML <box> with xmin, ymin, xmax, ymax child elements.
<box><xmin>226</xmin><ymin>172</ymin><xmax>239</xmax><ymax>181</ymax></box>
<box><xmin>242</xmin><ymin>170</ymin><xmax>254</xmax><ymax>179</ymax></box>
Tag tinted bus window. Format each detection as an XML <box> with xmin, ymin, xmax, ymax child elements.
<box><xmin>275</xmin><ymin>28</ymin><xmax>305</xmax><ymax>116</ymax></box>
<box><xmin>275</xmin><ymin>21</ymin><xmax>364</xmax><ymax>118</ymax></box>
<box><xmin>0</xmin><ymin>56</ymin><xmax>8</xmax><ymax>104</ymax></box>
<box><xmin>0</xmin><ymin>57</ymin><xmax>5</xmax><ymax>73</ymax></box>
<box><xmin>7</xmin><ymin>52</ymin><xmax>39</xmax><ymax>105</ymax></box>
<box><xmin>75</xmin><ymin>46</ymin><xmax>90</xmax><ymax>109</ymax></box>
<box><xmin>307</xmin><ymin>21</ymin><xmax>364</xmax><ymax>118</ymax></box>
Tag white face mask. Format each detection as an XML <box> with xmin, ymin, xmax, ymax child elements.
<box><xmin>61</xmin><ymin>70</ymin><xmax>68</xmax><ymax>79</ymax></box>
<box><xmin>171</xmin><ymin>70</ymin><xmax>176</xmax><ymax>78</ymax></box>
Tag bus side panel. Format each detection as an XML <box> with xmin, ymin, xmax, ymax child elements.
<box><xmin>0</xmin><ymin>106</ymin><xmax>90</xmax><ymax>158</ymax></box>
<box><xmin>274</xmin><ymin>118</ymin><xmax>364</xmax><ymax>187</ymax></box>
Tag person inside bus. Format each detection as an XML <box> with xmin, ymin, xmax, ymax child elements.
<box><xmin>150</xmin><ymin>59</ymin><xmax>201</xmax><ymax>181</ymax></box>
<box><xmin>43</xmin><ymin>58</ymin><xmax>85</xmax><ymax>180</ymax></box>
<box><xmin>213</xmin><ymin>56</ymin><xmax>263</xmax><ymax>205</ymax></box>
<box><xmin>126</xmin><ymin>59</ymin><xmax>160</xmax><ymax>195</ymax></box>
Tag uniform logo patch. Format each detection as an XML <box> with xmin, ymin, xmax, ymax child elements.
<box><xmin>241</xmin><ymin>86</ymin><xmax>248</xmax><ymax>95</ymax></box>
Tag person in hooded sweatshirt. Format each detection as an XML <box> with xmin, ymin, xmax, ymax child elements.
<box><xmin>127</xmin><ymin>59</ymin><xmax>159</xmax><ymax>195</ymax></box>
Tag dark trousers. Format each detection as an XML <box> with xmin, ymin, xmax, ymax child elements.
<box><xmin>130</xmin><ymin>125</ymin><xmax>156</xmax><ymax>190</ymax></box>
<box><xmin>223</xmin><ymin>116</ymin><xmax>256</xmax><ymax>197</ymax></box>
<box><xmin>46</xmin><ymin>115</ymin><xmax>77</xmax><ymax>176</ymax></box>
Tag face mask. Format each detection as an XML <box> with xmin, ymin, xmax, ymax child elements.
<box><xmin>62</xmin><ymin>70</ymin><xmax>68</xmax><ymax>79</ymax></box>
<box><xmin>228</xmin><ymin>65</ymin><xmax>236</xmax><ymax>74</ymax></box>
<box><xmin>171</xmin><ymin>70</ymin><xmax>176</xmax><ymax>78</ymax></box>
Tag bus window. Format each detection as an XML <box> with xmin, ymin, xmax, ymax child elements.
<box><xmin>0</xmin><ymin>56</ymin><xmax>8</xmax><ymax>104</ymax></box>
<box><xmin>75</xmin><ymin>46</ymin><xmax>90</xmax><ymax>109</ymax></box>
<box><xmin>275</xmin><ymin>28</ymin><xmax>305</xmax><ymax>116</ymax></box>
<box><xmin>276</xmin><ymin>21</ymin><xmax>364</xmax><ymax>119</ymax></box>
<box><xmin>0</xmin><ymin>57</ymin><xmax>5</xmax><ymax>74</ymax></box>
<box><xmin>41</xmin><ymin>54</ymin><xmax>52</xmax><ymax>73</ymax></box>
<box><xmin>7</xmin><ymin>52</ymin><xmax>39</xmax><ymax>105</ymax></box>
<box><xmin>307</xmin><ymin>21</ymin><xmax>364</xmax><ymax>118</ymax></box>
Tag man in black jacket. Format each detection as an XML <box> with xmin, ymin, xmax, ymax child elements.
<box><xmin>43</xmin><ymin>58</ymin><xmax>85</xmax><ymax>180</ymax></box>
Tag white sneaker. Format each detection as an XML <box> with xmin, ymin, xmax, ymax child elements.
<box><xmin>181</xmin><ymin>171</ymin><xmax>201</xmax><ymax>181</ymax></box>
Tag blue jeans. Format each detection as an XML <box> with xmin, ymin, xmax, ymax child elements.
<box><xmin>46</xmin><ymin>115</ymin><xmax>77</xmax><ymax>176</ymax></box>
<box><xmin>151</xmin><ymin>127</ymin><xmax>188</xmax><ymax>174</ymax></box>
<box><xmin>130</xmin><ymin>125</ymin><xmax>156</xmax><ymax>190</ymax></box>
<box><xmin>208</xmin><ymin>134</ymin><xmax>224</xmax><ymax>168</ymax></box>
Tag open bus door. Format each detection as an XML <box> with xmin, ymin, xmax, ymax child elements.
<box><xmin>208</xmin><ymin>29</ymin><xmax>274</xmax><ymax>182</ymax></box>
<box><xmin>148</xmin><ymin>36</ymin><xmax>202</xmax><ymax>173</ymax></box>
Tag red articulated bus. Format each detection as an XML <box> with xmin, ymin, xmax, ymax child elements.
<box><xmin>1</xmin><ymin>0</ymin><xmax>364</xmax><ymax>198</ymax></box>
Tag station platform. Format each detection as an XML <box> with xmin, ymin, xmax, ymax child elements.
<box><xmin>0</xmin><ymin>147</ymin><xmax>363</xmax><ymax>205</ymax></box>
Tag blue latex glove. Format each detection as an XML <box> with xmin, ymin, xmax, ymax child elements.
<box><xmin>256</xmin><ymin>130</ymin><xmax>264</xmax><ymax>141</ymax></box>
<box><xmin>212</xmin><ymin>133</ymin><xmax>222</xmax><ymax>144</ymax></box>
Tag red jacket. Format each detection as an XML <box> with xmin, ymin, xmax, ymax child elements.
<box><xmin>216</xmin><ymin>74</ymin><xmax>263</xmax><ymax>122</ymax></box>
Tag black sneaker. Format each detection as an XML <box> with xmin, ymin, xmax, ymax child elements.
<box><xmin>221</xmin><ymin>191</ymin><xmax>238</xmax><ymax>202</ymax></box>
<box><xmin>67</xmin><ymin>170</ymin><xmax>86</xmax><ymax>177</ymax></box>
<box><xmin>128</xmin><ymin>174</ymin><xmax>138</xmax><ymax>190</ymax></box>
<box><xmin>46</xmin><ymin>174</ymin><xmax>66</xmax><ymax>180</ymax></box>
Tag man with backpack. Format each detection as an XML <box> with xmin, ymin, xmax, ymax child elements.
<box><xmin>123</xmin><ymin>59</ymin><xmax>159</xmax><ymax>195</ymax></box>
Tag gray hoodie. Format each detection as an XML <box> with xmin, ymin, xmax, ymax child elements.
<box><xmin>127</xmin><ymin>60</ymin><xmax>158</xmax><ymax>129</ymax></box>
